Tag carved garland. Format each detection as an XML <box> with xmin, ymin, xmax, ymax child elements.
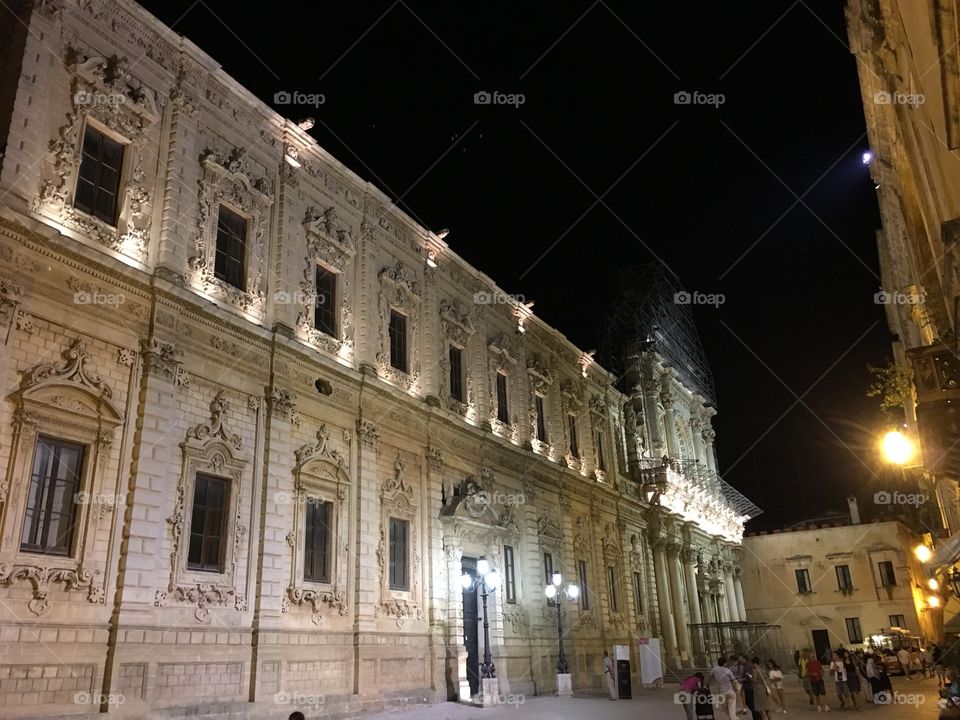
<box><xmin>295</xmin><ymin>206</ymin><xmax>356</xmax><ymax>358</ymax></box>
<box><xmin>188</xmin><ymin>148</ymin><xmax>272</xmax><ymax>318</ymax></box>
<box><xmin>35</xmin><ymin>49</ymin><xmax>161</xmax><ymax>263</ymax></box>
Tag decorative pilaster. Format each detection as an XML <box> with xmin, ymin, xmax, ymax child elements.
<box><xmin>660</xmin><ymin>372</ymin><xmax>679</xmax><ymax>459</ymax></box>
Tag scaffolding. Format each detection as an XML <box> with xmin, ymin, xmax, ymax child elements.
<box><xmin>598</xmin><ymin>263</ymin><xmax>717</xmax><ymax>406</ymax></box>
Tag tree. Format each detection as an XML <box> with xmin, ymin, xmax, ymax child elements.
<box><xmin>866</xmin><ymin>362</ymin><xmax>913</xmax><ymax>419</ymax></box>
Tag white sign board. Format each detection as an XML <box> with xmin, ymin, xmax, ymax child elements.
<box><xmin>637</xmin><ymin>637</ymin><xmax>663</xmax><ymax>686</ymax></box>
<box><xmin>614</xmin><ymin>644</ymin><xmax>630</xmax><ymax>661</ymax></box>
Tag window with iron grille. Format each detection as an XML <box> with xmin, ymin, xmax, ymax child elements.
<box><xmin>74</xmin><ymin>125</ymin><xmax>123</xmax><ymax>224</ymax></box>
<box><xmin>214</xmin><ymin>206</ymin><xmax>247</xmax><ymax>290</ymax></box>
<box><xmin>187</xmin><ymin>474</ymin><xmax>228</xmax><ymax>572</ymax></box>
<box><xmin>20</xmin><ymin>436</ymin><xmax>85</xmax><ymax>556</ymax></box>
<box><xmin>313</xmin><ymin>265</ymin><xmax>337</xmax><ymax>337</ymax></box>
<box><xmin>388</xmin><ymin>310</ymin><xmax>408</xmax><ymax>373</ymax></box>
<box><xmin>304</xmin><ymin>500</ymin><xmax>331</xmax><ymax>583</ymax></box>
<box><xmin>496</xmin><ymin>373</ymin><xmax>509</xmax><ymax>423</ymax></box>
<box><xmin>449</xmin><ymin>346</ymin><xmax>464</xmax><ymax>402</ymax></box>
<box><xmin>389</xmin><ymin>517</ymin><xmax>409</xmax><ymax>591</ymax></box>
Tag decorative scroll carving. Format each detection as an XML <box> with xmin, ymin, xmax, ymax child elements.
<box><xmin>141</xmin><ymin>338</ymin><xmax>188</xmax><ymax>385</ymax></box>
<box><xmin>284</xmin><ymin>586</ymin><xmax>347</xmax><ymax>624</ymax></box>
<box><xmin>357</xmin><ymin>420</ymin><xmax>380</xmax><ymax>452</ymax></box>
<box><xmin>154</xmin><ymin>583</ymin><xmax>243</xmax><ymax>624</ymax></box>
<box><xmin>186</xmin><ymin>391</ymin><xmax>242</xmax><ymax>452</ymax></box>
<box><xmin>0</xmin><ymin>563</ymin><xmax>99</xmax><ymax>616</ymax></box>
<box><xmin>294</xmin><ymin>424</ymin><xmax>346</xmax><ymax>469</ymax></box>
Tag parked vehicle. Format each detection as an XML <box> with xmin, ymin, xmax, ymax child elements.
<box><xmin>867</xmin><ymin>627</ymin><xmax>924</xmax><ymax>676</ymax></box>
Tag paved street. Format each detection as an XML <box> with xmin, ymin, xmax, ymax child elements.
<box><xmin>353</xmin><ymin>676</ymin><xmax>944</xmax><ymax>720</ymax></box>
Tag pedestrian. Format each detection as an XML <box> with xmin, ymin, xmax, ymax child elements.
<box><xmin>936</xmin><ymin>644</ymin><xmax>948</xmax><ymax>688</ymax></box>
<box><xmin>838</xmin><ymin>649</ymin><xmax>859</xmax><ymax>710</ymax></box>
<box><xmin>738</xmin><ymin>655</ymin><xmax>759</xmax><ymax>719</ymax></box>
<box><xmin>767</xmin><ymin>659</ymin><xmax>785</xmax><ymax>714</ymax></box>
<box><xmin>678</xmin><ymin>672</ymin><xmax>705</xmax><ymax>720</ymax></box>
<box><xmin>830</xmin><ymin>650</ymin><xmax>852</xmax><ymax>710</ymax></box>
<box><xmin>875</xmin><ymin>653</ymin><xmax>895</xmax><ymax>703</ymax></box>
<box><xmin>924</xmin><ymin>645</ymin><xmax>935</xmax><ymax>678</ymax></box>
<box><xmin>898</xmin><ymin>646</ymin><xmax>913</xmax><ymax>679</ymax></box>
<box><xmin>865</xmin><ymin>652</ymin><xmax>880</xmax><ymax>702</ymax></box>
<box><xmin>805</xmin><ymin>653</ymin><xmax>829</xmax><ymax>712</ymax></box>
<box><xmin>712</xmin><ymin>655</ymin><xmax>740</xmax><ymax>720</ymax></box>
<box><xmin>602</xmin><ymin>650</ymin><xmax>617</xmax><ymax>700</ymax></box>
<box><xmin>799</xmin><ymin>648</ymin><xmax>815</xmax><ymax>707</ymax></box>
<box><xmin>751</xmin><ymin>657</ymin><xmax>772</xmax><ymax>720</ymax></box>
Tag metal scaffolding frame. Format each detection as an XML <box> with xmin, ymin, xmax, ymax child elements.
<box><xmin>598</xmin><ymin>263</ymin><xmax>717</xmax><ymax>406</ymax></box>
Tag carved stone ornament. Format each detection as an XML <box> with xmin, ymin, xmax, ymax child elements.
<box><xmin>0</xmin><ymin>563</ymin><xmax>99</xmax><ymax>616</ymax></box>
<box><xmin>376</xmin><ymin>261</ymin><xmax>421</xmax><ymax>391</ymax></box>
<box><xmin>488</xmin><ymin>334</ymin><xmax>520</xmax><ymax>439</ymax></box>
<box><xmin>294</xmin><ymin>424</ymin><xmax>347</xmax><ymax>469</ymax></box>
<box><xmin>188</xmin><ymin>147</ymin><xmax>272</xmax><ymax>318</ymax></box>
<box><xmin>284</xmin><ymin>585</ymin><xmax>347</xmax><ymax>624</ymax></box>
<box><xmin>141</xmin><ymin>337</ymin><xmax>189</xmax><ymax>386</ymax></box>
<box><xmin>35</xmin><ymin>48</ymin><xmax>161</xmax><ymax>263</ymax></box>
<box><xmin>377</xmin><ymin>454</ymin><xmax>422</xmax><ymax>625</ymax></box>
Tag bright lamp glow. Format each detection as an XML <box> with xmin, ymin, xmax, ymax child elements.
<box><xmin>862</xmin><ymin>151</ymin><xmax>873</xmax><ymax>165</ymax></box>
<box><xmin>545</xmin><ymin>585</ymin><xmax>557</xmax><ymax>600</ymax></box>
<box><xmin>566</xmin><ymin>583</ymin><xmax>580</xmax><ymax>600</ymax></box>
<box><xmin>881</xmin><ymin>430</ymin><xmax>914</xmax><ymax>465</ymax></box>
<box><xmin>928</xmin><ymin>595</ymin><xmax>941</xmax><ymax>608</ymax></box>
<box><xmin>915</xmin><ymin>544</ymin><xmax>933</xmax><ymax>563</ymax></box>
<box><xmin>552</xmin><ymin>572</ymin><xmax>562</xmax><ymax>587</ymax></box>
<box><xmin>461</xmin><ymin>573</ymin><xmax>473</xmax><ymax>590</ymax></box>
<box><xmin>477</xmin><ymin>558</ymin><xmax>490</xmax><ymax>576</ymax></box>
<box><xmin>485</xmin><ymin>570</ymin><xmax>501</xmax><ymax>589</ymax></box>
<box><xmin>929</xmin><ymin>578</ymin><xmax>940</xmax><ymax>591</ymax></box>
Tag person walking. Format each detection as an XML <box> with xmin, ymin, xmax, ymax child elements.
<box><xmin>751</xmin><ymin>657</ymin><xmax>772</xmax><ymax>719</ymax></box>
<box><xmin>602</xmin><ymin>650</ymin><xmax>617</xmax><ymax>700</ymax></box>
<box><xmin>767</xmin><ymin>660</ymin><xmax>786</xmax><ymax>714</ymax></box>
<box><xmin>829</xmin><ymin>651</ymin><xmax>851</xmax><ymax>710</ymax></box>
<box><xmin>799</xmin><ymin>649</ymin><xmax>815</xmax><ymax>707</ymax></box>
<box><xmin>712</xmin><ymin>656</ymin><xmax>739</xmax><ymax>720</ymax></box>
<box><xmin>740</xmin><ymin>655</ymin><xmax>759</xmax><ymax>719</ymax></box>
<box><xmin>806</xmin><ymin>654</ymin><xmax>829</xmax><ymax>712</ymax></box>
<box><xmin>678</xmin><ymin>672</ymin><xmax>705</xmax><ymax>720</ymax></box>
<box><xmin>842</xmin><ymin>649</ymin><xmax>862</xmax><ymax>709</ymax></box>
<box><xmin>898</xmin><ymin>646</ymin><xmax>914</xmax><ymax>680</ymax></box>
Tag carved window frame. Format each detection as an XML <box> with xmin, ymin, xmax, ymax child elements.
<box><xmin>438</xmin><ymin>299</ymin><xmax>476</xmax><ymax>418</ymax></box>
<box><xmin>295</xmin><ymin>207</ymin><xmax>356</xmax><ymax>360</ymax></box>
<box><xmin>0</xmin><ymin>340</ymin><xmax>123</xmax><ymax>614</ymax></box>
<box><xmin>377</xmin><ymin>262</ymin><xmax>421</xmax><ymax>393</ymax></box>
<box><xmin>487</xmin><ymin>335</ymin><xmax>519</xmax><ymax>440</ymax></box>
<box><xmin>188</xmin><ymin>150</ymin><xmax>272</xmax><ymax>320</ymax></box>
<box><xmin>377</xmin><ymin>457</ymin><xmax>422</xmax><ymax>627</ymax></box>
<box><xmin>159</xmin><ymin>393</ymin><xmax>248</xmax><ymax>622</ymax></box>
<box><xmin>527</xmin><ymin>357</ymin><xmax>554</xmax><ymax>457</ymax></box>
<box><xmin>284</xmin><ymin>425</ymin><xmax>351</xmax><ymax>623</ymax></box>
<box><xmin>35</xmin><ymin>50</ymin><xmax>161</xmax><ymax>263</ymax></box>
<box><xmin>561</xmin><ymin>380</ymin><xmax>586</xmax><ymax>472</ymax></box>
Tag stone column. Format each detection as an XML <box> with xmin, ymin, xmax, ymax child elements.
<box><xmin>723</xmin><ymin>565</ymin><xmax>739</xmax><ymax>622</ymax></box>
<box><xmin>641</xmin><ymin>376</ymin><xmax>666</xmax><ymax>458</ymax></box>
<box><xmin>683</xmin><ymin>552</ymin><xmax>703</xmax><ymax>625</ymax></box>
<box><xmin>443</xmin><ymin>538</ymin><xmax>471</xmax><ymax>701</ymax></box>
<box><xmin>733</xmin><ymin>567</ymin><xmax>747</xmax><ymax>622</ymax></box>
<box><xmin>668</xmin><ymin>544</ymin><xmax>692</xmax><ymax>667</ymax></box>
<box><xmin>690</xmin><ymin>417</ymin><xmax>707</xmax><ymax>469</ymax></box>
<box><xmin>651</xmin><ymin>540</ymin><xmax>679</xmax><ymax>668</ymax></box>
<box><xmin>661</xmin><ymin>374</ymin><xmax>679</xmax><ymax>459</ymax></box>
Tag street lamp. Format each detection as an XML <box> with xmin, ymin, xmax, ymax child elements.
<box><xmin>544</xmin><ymin>572</ymin><xmax>580</xmax><ymax>677</ymax></box>
<box><xmin>881</xmin><ymin>429</ymin><xmax>915</xmax><ymax>466</ymax></box>
<box><xmin>461</xmin><ymin>558</ymin><xmax>500</xmax><ymax>682</ymax></box>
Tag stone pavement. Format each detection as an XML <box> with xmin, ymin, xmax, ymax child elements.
<box><xmin>349</xmin><ymin>675</ymin><xmax>944</xmax><ymax>720</ymax></box>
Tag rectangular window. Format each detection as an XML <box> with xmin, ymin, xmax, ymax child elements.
<box><xmin>845</xmin><ymin>617</ymin><xmax>863</xmax><ymax>644</ymax></box>
<box><xmin>544</xmin><ymin>552</ymin><xmax>555</xmax><ymax>605</ymax></box>
<box><xmin>634</xmin><ymin>571</ymin><xmax>644</xmax><ymax>614</ymax></box>
<box><xmin>607</xmin><ymin>566</ymin><xmax>618</xmax><ymax>612</ymax></box>
<box><xmin>795</xmin><ymin>568</ymin><xmax>811</xmax><ymax>594</ymax></box>
<box><xmin>504</xmin><ymin>545</ymin><xmax>516</xmax><ymax>604</ymax></box>
<box><xmin>568</xmin><ymin>415</ymin><xmax>579</xmax><ymax>458</ymax></box>
<box><xmin>214</xmin><ymin>206</ymin><xmax>247</xmax><ymax>290</ymax></box>
<box><xmin>74</xmin><ymin>125</ymin><xmax>123</xmax><ymax>224</ymax></box>
<box><xmin>388</xmin><ymin>517</ymin><xmax>409</xmax><ymax>591</ymax></box>
<box><xmin>535</xmin><ymin>395</ymin><xmax>547</xmax><ymax>441</ymax></box>
<box><xmin>313</xmin><ymin>265</ymin><xmax>337</xmax><ymax>337</ymax></box>
<box><xmin>187</xmin><ymin>474</ymin><xmax>228</xmax><ymax>572</ymax></box>
<box><xmin>889</xmin><ymin>614</ymin><xmax>906</xmax><ymax>628</ymax></box>
<box><xmin>596</xmin><ymin>431</ymin><xmax>606</xmax><ymax>471</ymax></box>
<box><xmin>449</xmin><ymin>346</ymin><xmax>464</xmax><ymax>402</ymax></box>
<box><xmin>836</xmin><ymin>564</ymin><xmax>853</xmax><ymax>591</ymax></box>
<box><xmin>388</xmin><ymin>310</ymin><xmax>408</xmax><ymax>373</ymax></box>
<box><xmin>303</xmin><ymin>499</ymin><xmax>331</xmax><ymax>583</ymax></box>
<box><xmin>878</xmin><ymin>560</ymin><xmax>897</xmax><ymax>587</ymax></box>
<box><xmin>20</xmin><ymin>436</ymin><xmax>85</xmax><ymax>556</ymax></box>
<box><xmin>496</xmin><ymin>373</ymin><xmax>509</xmax><ymax>423</ymax></box>
<box><xmin>579</xmin><ymin>559</ymin><xmax>590</xmax><ymax>610</ymax></box>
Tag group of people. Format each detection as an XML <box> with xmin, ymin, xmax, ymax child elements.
<box><xmin>679</xmin><ymin>655</ymin><xmax>787</xmax><ymax>720</ymax></box>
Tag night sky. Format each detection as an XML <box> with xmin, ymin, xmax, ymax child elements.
<box><xmin>137</xmin><ymin>0</ymin><xmax>890</xmax><ymax>530</ymax></box>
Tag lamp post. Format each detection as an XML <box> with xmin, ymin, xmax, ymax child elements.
<box><xmin>544</xmin><ymin>571</ymin><xmax>580</xmax><ymax>696</ymax></box>
<box><xmin>461</xmin><ymin>558</ymin><xmax>500</xmax><ymax>704</ymax></box>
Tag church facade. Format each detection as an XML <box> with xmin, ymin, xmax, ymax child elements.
<box><xmin>0</xmin><ymin>1</ymin><xmax>756</xmax><ymax>717</ymax></box>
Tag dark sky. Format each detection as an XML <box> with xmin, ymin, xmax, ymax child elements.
<box><xmin>137</xmin><ymin>0</ymin><xmax>891</xmax><ymax>529</ymax></box>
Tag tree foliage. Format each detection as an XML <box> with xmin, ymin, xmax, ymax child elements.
<box><xmin>866</xmin><ymin>362</ymin><xmax>913</xmax><ymax>417</ymax></box>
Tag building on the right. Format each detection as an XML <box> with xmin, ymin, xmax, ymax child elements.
<box><xmin>847</xmin><ymin>0</ymin><xmax>960</xmax><ymax>537</ymax></box>
<box><xmin>741</xmin><ymin>505</ymin><xmax>942</xmax><ymax>661</ymax></box>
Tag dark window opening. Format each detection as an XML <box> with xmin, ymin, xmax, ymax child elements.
<box><xmin>496</xmin><ymin>373</ymin><xmax>509</xmax><ymax>423</ymax></box>
<box><xmin>74</xmin><ymin>126</ymin><xmax>123</xmax><ymax>224</ymax></box>
<box><xmin>389</xmin><ymin>517</ymin><xmax>409</xmax><ymax>591</ymax></box>
<box><xmin>795</xmin><ymin>568</ymin><xmax>812</xmax><ymax>594</ymax></box>
<box><xmin>449</xmin><ymin>346</ymin><xmax>464</xmax><ymax>402</ymax></box>
<box><xmin>568</xmin><ymin>415</ymin><xmax>579</xmax><ymax>458</ymax></box>
<box><xmin>878</xmin><ymin>560</ymin><xmax>897</xmax><ymax>587</ymax></box>
<box><xmin>504</xmin><ymin>545</ymin><xmax>516</xmax><ymax>603</ymax></box>
<box><xmin>314</xmin><ymin>266</ymin><xmax>337</xmax><ymax>336</ymax></box>
<box><xmin>214</xmin><ymin>206</ymin><xmax>247</xmax><ymax>290</ymax></box>
<box><xmin>535</xmin><ymin>395</ymin><xmax>547</xmax><ymax>441</ymax></box>
<box><xmin>304</xmin><ymin>499</ymin><xmax>331</xmax><ymax>583</ymax></box>
<box><xmin>187</xmin><ymin>474</ymin><xmax>228</xmax><ymax>572</ymax></box>
<box><xmin>579</xmin><ymin>559</ymin><xmax>590</xmax><ymax>610</ymax></box>
<box><xmin>389</xmin><ymin>310</ymin><xmax>408</xmax><ymax>373</ymax></box>
<box><xmin>20</xmin><ymin>436</ymin><xmax>84</xmax><ymax>556</ymax></box>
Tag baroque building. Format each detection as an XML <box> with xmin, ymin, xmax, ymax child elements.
<box><xmin>0</xmin><ymin>0</ymin><xmax>758</xmax><ymax>717</ymax></box>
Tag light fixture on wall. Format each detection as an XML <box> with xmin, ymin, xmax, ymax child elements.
<box><xmin>461</xmin><ymin>558</ymin><xmax>500</xmax><ymax>681</ymax></box>
<box><xmin>544</xmin><ymin>572</ymin><xmax>580</xmax><ymax>677</ymax></box>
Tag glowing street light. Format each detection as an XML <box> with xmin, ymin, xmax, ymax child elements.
<box><xmin>461</xmin><ymin>558</ymin><xmax>500</xmax><ymax>682</ymax></box>
<box><xmin>927</xmin><ymin>595</ymin><xmax>941</xmax><ymax>609</ymax></box>
<box><xmin>862</xmin><ymin>151</ymin><xmax>874</xmax><ymax>165</ymax></box>
<box><xmin>928</xmin><ymin>578</ymin><xmax>940</xmax><ymax>592</ymax></box>
<box><xmin>914</xmin><ymin>544</ymin><xmax>933</xmax><ymax>563</ymax></box>
<box><xmin>881</xmin><ymin>430</ymin><xmax>914</xmax><ymax>466</ymax></box>
<box><xmin>544</xmin><ymin>573</ymin><xmax>580</xmax><ymax>677</ymax></box>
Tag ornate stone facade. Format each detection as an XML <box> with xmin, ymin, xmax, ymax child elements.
<box><xmin>0</xmin><ymin>1</ymin><xmax>754</xmax><ymax>718</ymax></box>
